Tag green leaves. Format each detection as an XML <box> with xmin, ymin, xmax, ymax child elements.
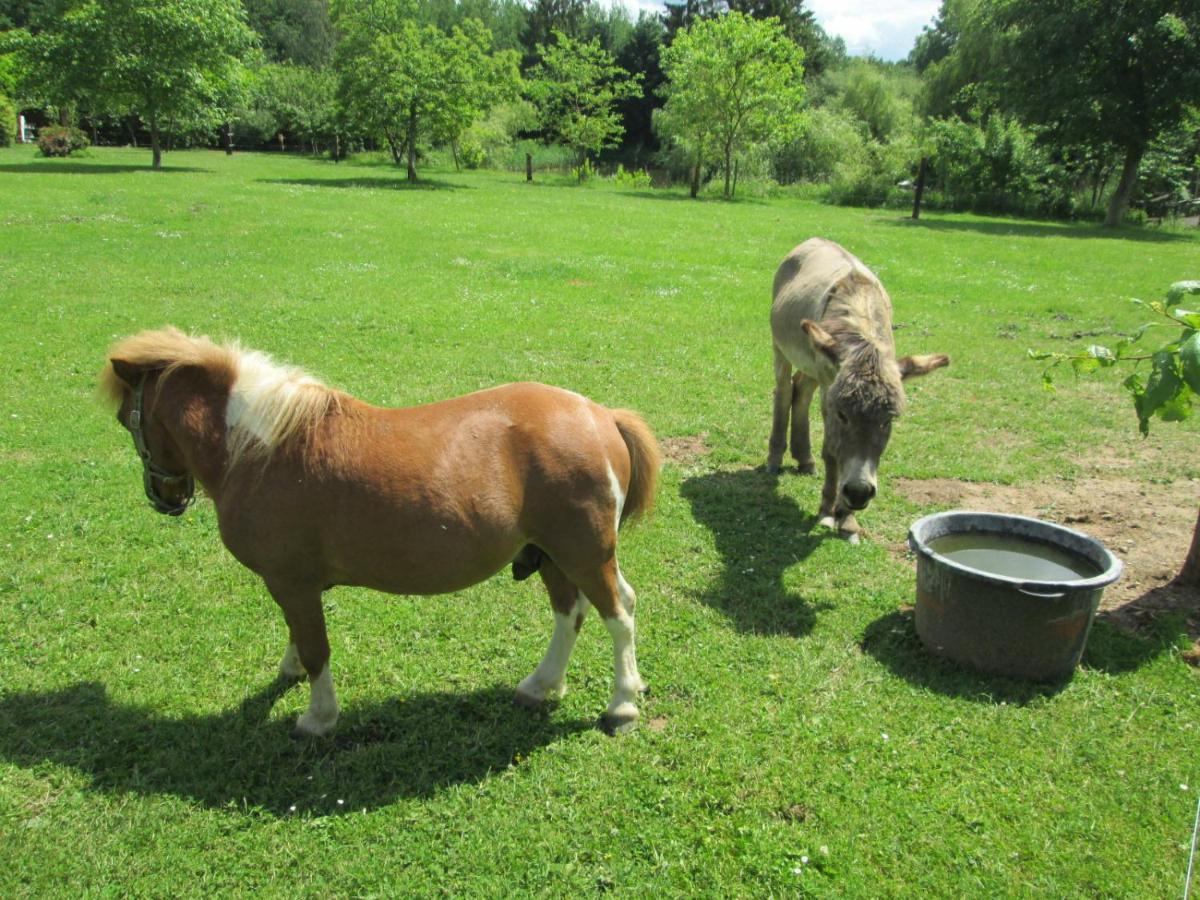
<box><xmin>1033</xmin><ymin>280</ymin><xmax>1198</xmax><ymax>435</ymax></box>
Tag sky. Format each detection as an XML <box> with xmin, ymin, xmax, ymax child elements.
<box><xmin>611</xmin><ymin>1</ymin><xmax>942</xmax><ymax>62</ymax></box>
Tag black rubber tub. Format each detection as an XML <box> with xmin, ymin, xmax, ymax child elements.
<box><xmin>908</xmin><ymin>511</ymin><xmax>1124</xmax><ymax>681</ymax></box>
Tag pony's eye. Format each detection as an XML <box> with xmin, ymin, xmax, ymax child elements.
<box><xmin>837</xmin><ymin>410</ymin><xmax>849</xmax><ymax>425</ymax></box>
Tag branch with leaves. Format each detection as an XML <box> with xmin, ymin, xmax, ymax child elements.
<box><xmin>1030</xmin><ymin>281</ymin><xmax>1200</xmax><ymax>435</ymax></box>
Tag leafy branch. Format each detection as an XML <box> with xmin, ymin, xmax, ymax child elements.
<box><xmin>1029</xmin><ymin>281</ymin><xmax>1200</xmax><ymax>435</ymax></box>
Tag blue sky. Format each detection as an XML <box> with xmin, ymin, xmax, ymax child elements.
<box><xmin>611</xmin><ymin>1</ymin><xmax>942</xmax><ymax>62</ymax></box>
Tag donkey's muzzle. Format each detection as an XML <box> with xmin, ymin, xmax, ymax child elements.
<box><xmin>842</xmin><ymin>481</ymin><xmax>876</xmax><ymax>510</ymax></box>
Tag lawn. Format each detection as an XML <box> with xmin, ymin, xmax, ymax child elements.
<box><xmin>0</xmin><ymin>145</ymin><xmax>1197</xmax><ymax>897</ymax></box>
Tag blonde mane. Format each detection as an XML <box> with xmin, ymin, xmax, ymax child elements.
<box><xmin>102</xmin><ymin>327</ymin><xmax>338</xmax><ymax>470</ymax></box>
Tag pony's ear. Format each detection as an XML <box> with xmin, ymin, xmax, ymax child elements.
<box><xmin>801</xmin><ymin>319</ymin><xmax>841</xmax><ymax>366</ymax></box>
<box><xmin>109</xmin><ymin>358</ymin><xmax>145</xmax><ymax>387</ymax></box>
<box><xmin>898</xmin><ymin>353</ymin><xmax>950</xmax><ymax>379</ymax></box>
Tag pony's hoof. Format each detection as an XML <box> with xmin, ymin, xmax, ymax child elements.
<box><xmin>292</xmin><ymin>712</ymin><xmax>337</xmax><ymax>739</ymax></box>
<box><xmin>845</xmin><ymin>532</ymin><xmax>861</xmax><ymax>546</ymax></box>
<box><xmin>817</xmin><ymin>515</ymin><xmax>837</xmax><ymax>531</ymax></box>
<box><xmin>513</xmin><ymin>689</ymin><xmax>545</xmax><ymax>710</ymax></box>
<box><xmin>600</xmin><ymin>713</ymin><xmax>639</xmax><ymax>736</ymax></box>
<box><xmin>766</xmin><ymin>461</ymin><xmax>782</xmax><ymax>476</ymax></box>
<box><xmin>796</xmin><ymin>460</ymin><xmax>816</xmax><ymax>475</ymax></box>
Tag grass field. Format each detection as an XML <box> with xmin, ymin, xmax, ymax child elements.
<box><xmin>1</xmin><ymin>146</ymin><xmax>1198</xmax><ymax>897</ymax></box>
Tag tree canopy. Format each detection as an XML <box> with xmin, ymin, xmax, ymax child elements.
<box><xmin>657</xmin><ymin>11</ymin><xmax>806</xmax><ymax>198</ymax></box>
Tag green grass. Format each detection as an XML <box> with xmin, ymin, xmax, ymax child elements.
<box><xmin>1</xmin><ymin>145</ymin><xmax>1198</xmax><ymax>897</ymax></box>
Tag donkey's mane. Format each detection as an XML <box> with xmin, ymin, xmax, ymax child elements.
<box><xmin>824</xmin><ymin>275</ymin><xmax>906</xmax><ymax>416</ymax></box>
<box><xmin>102</xmin><ymin>327</ymin><xmax>339</xmax><ymax>470</ymax></box>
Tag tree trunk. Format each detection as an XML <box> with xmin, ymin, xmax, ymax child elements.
<box><xmin>277</xmin><ymin>132</ymin><xmax>285</xmax><ymax>153</ymax></box>
<box><xmin>451</xmin><ymin>140</ymin><xmax>460</xmax><ymax>172</ymax></box>
<box><xmin>912</xmin><ymin>156</ymin><xmax>929</xmax><ymax>220</ymax></box>
<box><xmin>1104</xmin><ymin>142</ymin><xmax>1146</xmax><ymax>227</ymax></box>
<box><xmin>150</xmin><ymin>114</ymin><xmax>162</xmax><ymax>169</ymax></box>
<box><xmin>127</xmin><ymin>117</ymin><xmax>138</xmax><ymax>148</ymax></box>
<box><xmin>732</xmin><ymin>158</ymin><xmax>739</xmax><ymax>199</ymax></box>
<box><xmin>526</xmin><ymin>152</ymin><xmax>533</xmax><ymax>182</ymax></box>
<box><xmin>224</xmin><ymin>122</ymin><xmax>233</xmax><ymax>155</ymax></box>
<box><xmin>689</xmin><ymin>159</ymin><xmax>700</xmax><ymax>198</ymax></box>
<box><xmin>1180</xmin><ymin>505</ymin><xmax>1200</xmax><ymax>588</ymax></box>
<box><xmin>405</xmin><ymin>108</ymin><xmax>418</xmax><ymax>181</ymax></box>
<box><xmin>722</xmin><ymin>143</ymin><xmax>732</xmax><ymax>199</ymax></box>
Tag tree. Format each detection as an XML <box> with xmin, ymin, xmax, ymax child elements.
<box><xmin>657</xmin><ymin>11</ymin><xmax>805</xmax><ymax>199</ymax></box>
<box><xmin>8</xmin><ymin>0</ymin><xmax>256</xmax><ymax>168</ymax></box>
<box><xmin>336</xmin><ymin>1</ymin><xmax>518</xmax><ymax>180</ymax></box>
<box><xmin>243</xmin><ymin>0</ymin><xmax>334</xmax><ymax>67</ymax></box>
<box><xmin>986</xmin><ymin>1</ymin><xmax>1200</xmax><ymax>227</ymax></box>
<box><xmin>526</xmin><ymin>30</ymin><xmax>640</xmax><ymax>173</ymax></box>
<box><xmin>1032</xmin><ymin>281</ymin><xmax>1200</xmax><ymax>586</ymax></box>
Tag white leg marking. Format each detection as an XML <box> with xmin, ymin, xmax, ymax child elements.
<box><xmin>607</xmin><ymin>462</ymin><xmax>625</xmax><ymax>533</ymax></box>
<box><xmin>616</xmin><ymin>568</ymin><xmax>647</xmax><ymax>693</ymax></box>
<box><xmin>517</xmin><ymin>594</ymin><xmax>587</xmax><ymax>703</ymax></box>
<box><xmin>604</xmin><ymin>611</ymin><xmax>641</xmax><ymax>724</ymax></box>
<box><xmin>295</xmin><ymin>664</ymin><xmax>339</xmax><ymax>737</ymax></box>
<box><xmin>279</xmin><ymin>642</ymin><xmax>305</xmax><ymax>679</ymax></box>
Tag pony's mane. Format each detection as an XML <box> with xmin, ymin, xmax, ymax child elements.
<box><xmin>102</xmin><ymin>327</ymin><xmax>338</xmax><ymax>470</ymax></box>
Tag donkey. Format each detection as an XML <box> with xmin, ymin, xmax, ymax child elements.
<box><xmin>101</xmin><ymin>327</ymin><xmax>660</xmax><ymax>736</ymax></box>
<box><xmin>768</xmin><ymin>238</ymin><xmax>949</xmax><ymax>539</ymax></box>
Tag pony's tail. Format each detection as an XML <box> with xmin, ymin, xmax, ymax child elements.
<box><xmin>612</xmin><ymin>409</ymin><xmax>661</xmax><ymax>528</ymax></box>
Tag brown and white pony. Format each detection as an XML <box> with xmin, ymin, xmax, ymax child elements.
<box><xmin>768</xmin><ymin>238</ymin><xmax>949</xmax><ymax>539</ymax></box>
<box><xmin>101</xmin><ymin>328</ymin><xmax>660</xmax><ymax>736</ymax></box>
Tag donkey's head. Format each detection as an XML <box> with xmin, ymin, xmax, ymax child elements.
<box><xmin>802</xmin><ymin>319</ymin><xmax>949</xmax><ymax>512</ymax></box>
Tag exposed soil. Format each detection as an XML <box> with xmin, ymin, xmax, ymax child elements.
<box><xmin>892</xmin><ymin>476</ymin><xmax>1199</xmax><ymax>645</ymax></box>
<box><xmin>661</xmin><ymin>432</ymin><xmax>711</xmax><ymax>465</ymax></box>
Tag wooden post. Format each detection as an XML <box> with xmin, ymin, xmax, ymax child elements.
<box><xmin>911</xmin><ymin>156</ymin><xmax>928</xmax><ymax>220</ymax></box>
<box><xmin>526</xmin><ymin>152</ymin><xmax>533</xmax><ymax>182</ymax></box>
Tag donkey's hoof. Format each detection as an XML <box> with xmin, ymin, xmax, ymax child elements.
<box><xmin>766</xmin><ymin>461</ymin><xmax>782</xmax><ymax>476</ymax></box>
<box><xmin>513</xmin><ymin>689</ymin><xmax>546</xmax><ymax>710</ymax></box>
<box><xmin>817</xmin><ymin>514</ymin><xmax>837</xmax><ymax>531</ymax></box>
<box><xmin>844</xmin><ymin>531</ymin><xmax>861</xmax><ymax>546</ymax></box>
<box><xmin>796</xmin><ymin>460</ymin><xmax>817</xmax><ymax>475</ymax></box>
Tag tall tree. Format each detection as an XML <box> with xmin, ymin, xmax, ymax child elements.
<box><xmin>336</xmin><ymin>1</ymin><xmax>517</xmax><ymax>179</ymax></box>
<box><xmin>520</xmin><ymin>0</ymin><xmax>586</xmax><ymax>67</ymax></box>
<box><xmin>987</xmin><ymin>1</ymin><xmax>1200</xmax><ymax>227</ymax></box>
<box><xmin>7</xmin><ymin>0</ymin><xmax>255</xmax><ymax>167</ymax></box>
<box><xmin>243</xmin><ymin>0</ymin><xmax>334</xmax><ymax>67</ymax></box>
<box><xmin>657</xmin><ymin>11</ymin><xmax>806</xmax><ymax>198</ymax></box>
<box><xmin>614</xmin><ymin>12</ymin><xmax>665</xmax><ymax>158</ymax></box>
<box><xmin>526</xmin><ymin>29</ymin><xmax>640</xmax><ymax>170</ymax></box>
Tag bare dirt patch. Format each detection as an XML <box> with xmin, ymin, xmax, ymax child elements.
<box><xmin>661</xmin><ymin>433</ymin><xmax>711</xmax><ymax>466</ymax></box>
<box><xmin>892</xmin><ymin>476</ymin><xmax>1199</xmax><ymax>641</ymax></box>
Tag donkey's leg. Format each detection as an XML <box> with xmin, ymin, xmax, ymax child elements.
<box><xmin>515</xmin><ymin>559</ymin><xmax>589</xmax><ymax>707</ymax></box>
<box><xmin>266</xmin><ymin>579</ymin><xmax>339</xmax><ymax>737</ymax></box>
<box><xmin>818</xmin><ymin>446</ymin><xmax>840</xmax><ymax>532</ymax></box>
<box><xmin>789</xmin><ymin>373</ymin><xmax>818</xmax><ymax>475</ymax></box>
<box><xmin>767</xmin><ymin>346</ymin><xmax>793</xmax><ymax>474</ymax></box>
<box><xmin>574</xmin><ymin>560</ymin><xmax>643</xmax><ymax>734</ymax></box>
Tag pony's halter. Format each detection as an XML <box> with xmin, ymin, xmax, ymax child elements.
<box><xmin>128</xmin><ymin>373</ymin><xmax>195</xmax><ymax>516</ymax></box>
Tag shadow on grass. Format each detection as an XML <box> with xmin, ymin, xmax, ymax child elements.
<box><xmin>0</xmin><ymin>678</ymin><xmax>591</xmax><ymax>816</ymax></box>
<box><xmin>260</xmin><ymin>176</ymin><xmax>465</xmax><ymax>192</ymax></box>
<box><xmin>862</xmin><ymin>606</ymin><xmax>1175</xmax><ymax>702</ymax></box>
<box><xmin>680</xmin><ymin>467</ymin><xmax>832</xmax><ymax>637</ymax></box>
<box><xmin>886</xmin><ymin>215</ymin><xmax>1197</xmax><ymax>244</ymax></box>
<box><xmin>860</xmin><ymin>608</ymin><xmax>1071</xmax><ymax>703</ymax></box>
<box><xmin>0</xmin><ymin>162</ymin><xmax>208</xmax><ymax>175</ymax></box>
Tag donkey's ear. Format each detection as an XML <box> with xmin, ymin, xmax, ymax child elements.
<box><xmin>898</xmin><ymin>353</ymin><xmax>950</xmax><ymax>379</ymax></box>
<box><xmin>801</xmin><ymin>319</ymin><xmax>841</xmax><ymax>366</ymax></box>
<box><xmin>109</xmin><ymin>358</ymin><xmax>144</xmax><ymax>387</ymax></box>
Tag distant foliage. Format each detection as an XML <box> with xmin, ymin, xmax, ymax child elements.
<box><xmin>0</xmin><ymin>92</ymin><xmax>14</xmax><ymax>147</ymax></box>
<box><xmin>613</xmin><ymin>163</ymin><xmax>652</xmax><ymax>189</ymax></box>
<box><xmin>36</xmin><ymin>125</ymin><xmax>89</xmax><ymax>157</ymax></box>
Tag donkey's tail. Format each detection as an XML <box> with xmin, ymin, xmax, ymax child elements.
<box><xmin>612</xmin><ymin>409</ymin><xmax>662</xmax><ymax>528</ymax></box>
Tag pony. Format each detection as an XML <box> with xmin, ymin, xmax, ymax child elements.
<box><xmin>767</xmin><ymin>238</ymin><xmax>949</xmax><ymax>539</ymax></box>
<box><xmin>101</xmin><ymin>327</ymin><xmax>660</xmax><ymax>736</ymax></box>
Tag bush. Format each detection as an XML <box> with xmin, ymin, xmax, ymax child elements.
<box><xmin>36</xmin><ymin>125</ymin><xmax>89</xmax><ymax>157</ymax></box>
<box><xmin>0</xmin><ymin>94</ymin><xmax>15</xmax><ymax>147</ymax></box>
<box><xmin>771</xmin><ymin>107</ymin><xmax>867</xmax><ymax>185</ymax></box>
<box><xmin>613</xmin><ymin>164</ymin><xmax>653</xmax><ymax>190</ymax></box>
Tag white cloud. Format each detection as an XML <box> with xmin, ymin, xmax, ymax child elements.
<box><xmin>794</xmin><ymin>1</ymin><xmax>940</xmax><ymax>61</ymax></box>
<box><xmin>598</xmin><ymin>1</ymin><xmax>942</xmax><ymax>62</ymax></box>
